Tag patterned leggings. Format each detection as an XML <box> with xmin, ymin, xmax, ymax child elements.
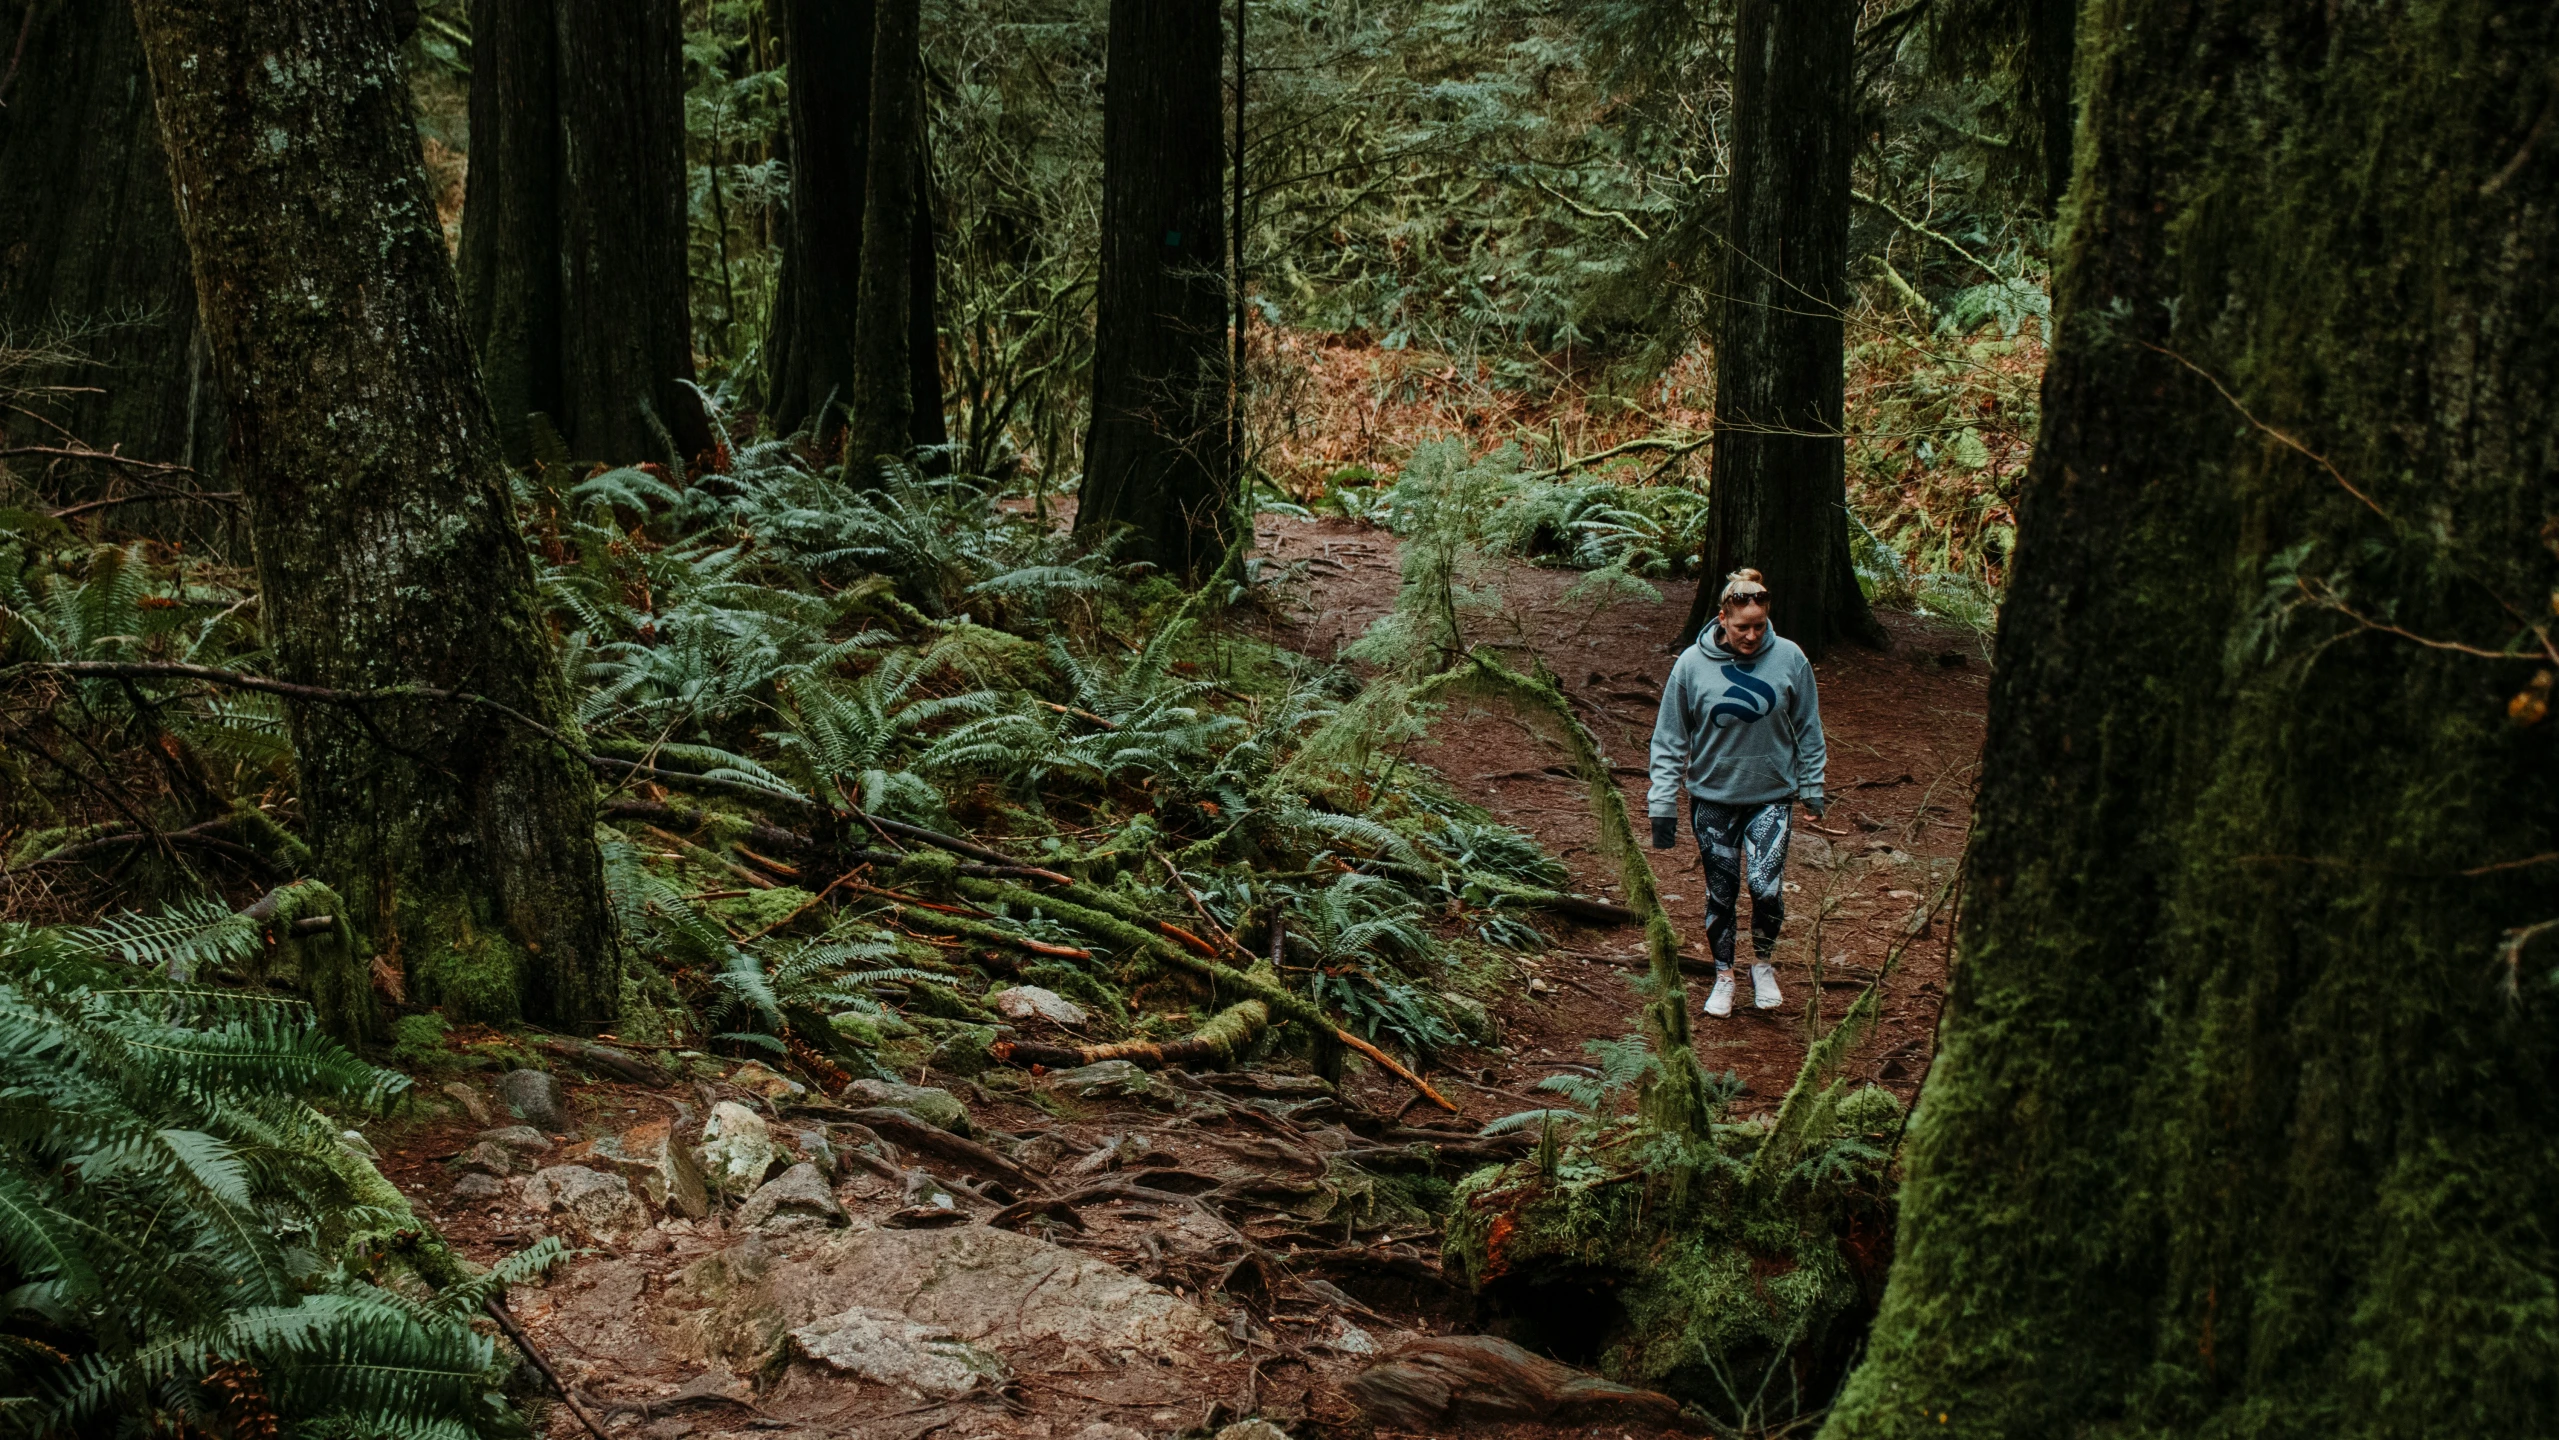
<box><xmin>1693</xmin><ymin>799</ymin><xmax>1790</xmax><ymax>972</ymax></box>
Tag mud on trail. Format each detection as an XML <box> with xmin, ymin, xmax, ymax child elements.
<box><xmin>375</xmin><ymin>515</ymin><xmax>1987</xmax><ymax>1440</ymax></box>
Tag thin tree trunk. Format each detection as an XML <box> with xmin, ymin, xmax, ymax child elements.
<box><xmin>845</xmin><ymin>0</ymin><xmax>921</xmax><ymax>476</ymax></box>
<box><xmin>1075</xmin><ymin>0</ymin><xmax>1232</xmax><ymax>578</ymax></box>
<box><xmin>1826</xmin><ymin>2</ymin><xmax>2559</xmax><ymax>1435</ymax></box>
<box><xmin>759</xmin><ymin>0</ymin><xmax>875</xmax><ymax>444</ymax></box>
<box><xmin>131</xmin><ymin>0</ymin><xmax>622</xmax><ymax>1033</ymax></box>
<box><xmin>460</xmin><ymin>0</ymin><xmax>710</xmax><ymax>465</ymax></box>
<box><xmin>907</xmin><ymin>138</ymin><xmax>949</xmax><ymax>456</ymax></box>
<box><xmin>1679</xmin><ymin>0</ymin><xmax>1881</xmax><ymax>657</ymax></box>
<box><xmin>0</xmin><ymin>0</ymin><xmax>224</xmax><ymax>543</ymax></box>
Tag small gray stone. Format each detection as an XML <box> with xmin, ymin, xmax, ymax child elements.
<box><xmin>990</xmin><ymin>985</ymin><xmax>1087</xmax><ymax>1027</ymax></box>
<box><xmin>452</xmin><ymin>1172</ymin><xmax>507</xmax><ymax>1201</ymax></box>
<box><xmin>1794</xmin><ymin>832</ymin><xmax>1836</xmax><ymax>871</ymax></box>
<box><xmin>840</xmin><ymin>1079</ymin><xmax>973</xmax><ymax>1137</ymax></box>
<box><xmin>737</xmin><ymin>1163</ymin><xmax>848</xmax><ymax>1235</ymax></box>
<box><xmin>794</xmin><ymin>1129</ymin><xmax>837</xmax><ymax>1180</ymax></box>
<box><xmin>1216</xmin><ymin>1422</ymin><xmax>1294</xmax><ymax>1440</ymax></box>
<box><xmin>1436</xmin><ymin>992</ymin><xmax>1496</xmax><ymax>1046</ymax></box>
<box><xmin>699</xmin><ymin>1100</ymin><xmax>781</xmax><ymax>1195</ymax></box>
<box><xmin>459</xmin><ymin>1141</ymin><xmax>518</xmax><ymax>1177</ymax></box>
<box><xmin>475</xmin><ymin>1125</ymin><xmax>552</xmax><ymax>1154</ymax></box>
<box><xmin>497</xmin><ymin>1069</ymin><xmax>570</xmax><ymax>1132</ymax></box>
<box><xmin>441</xmin><ymin>1081</ymin><xmax>493</xmax><ymax>1127</ymax></box>
<box><xmin>787</xmin><ymin>1306</ymin><xmax>1009</xmax><ymax>1397</ymax></box>
<box><xmin>1069</xmin><ymin>1426</ymin><xmax>1149</xmax><ymax>1440</ymax></box>
<box><xmin>522</xmin><ymin>1164</ymin><xmax>647</xmax><ymax>1241</ymax></box>
<box><xmin>1044</xmin><ymin>1059</ymin><xmax>1181</xmax><ymax>1107</ymax></box>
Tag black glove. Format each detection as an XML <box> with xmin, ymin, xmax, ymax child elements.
<box><xmin>1801</xmin><ymin>795</ymin><xmax>1826</xmax><ymax>820</ymax></box>
<box><xmin>1651</xmin><ymin>815</ymin><xmax>1678</xmax><ymax>849</ymax></box>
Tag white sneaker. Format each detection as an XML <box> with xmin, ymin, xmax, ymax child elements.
<box><xmin>1751</xmin><ymin>962</ymin><xmax>1783</xmax><ymax>1010</ymax></box>
<box><xmin>1704</xmin><ymin>970</ymin><xmax>1735</xmax><ymax>1017</ymax></box>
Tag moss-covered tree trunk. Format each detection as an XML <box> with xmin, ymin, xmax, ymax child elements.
<box><xmin>1680</xmin><ymin>0</ymin><xmax>1881</xmax><ymax>658</ymax></box>
<box><xmin>1074</xmin><ymin>0</ymin><xmax>1232</xmax><ymax>579</ymax></box>
<box><xmin>0</xmin><ymin>0</ymin><xmax>224</xmax><ymax>536</ymax></box>
<box><xmin>844</xmin><ymin>0</ymin><xmax>922</xmax><ymax>474</ymax></box>
<box><xmin>761</xmin><ymin>0</ymin><xmax>875</xmax><ymax>442</ymax></box>
<box><xmin>1824</xmin><ymin>3</ymin><xmax>2559</xmax><ymax>1436</ymax></box>
<box><xmin>132</xmin><ymin>0</ymin><xmax>622</xmax><ymax>1032</ymax></box>
<box><xmin>459</xmin><ymin>0</ymin><xmax>711</xmax><ymax>464</ymax></box>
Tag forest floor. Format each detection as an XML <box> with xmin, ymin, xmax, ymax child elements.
<box><xmin>371</xmin><ymin>514</ymin><xmax>1988</xmax><ymax>1440</ymax></box>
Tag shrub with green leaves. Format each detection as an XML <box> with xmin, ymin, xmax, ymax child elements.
<box><xmin>0</xmin><ymin>922</ymin><xmax>558</xmax><ymax>1436</ymax></box>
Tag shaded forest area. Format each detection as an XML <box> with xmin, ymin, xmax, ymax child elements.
<box><xmin>1</xmin><ymin>0</ymin><xmax>2553</xmax><ymax>1436</ymax></box>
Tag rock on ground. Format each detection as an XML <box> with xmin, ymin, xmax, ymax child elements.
<box><xmin>497</xmin><ymin>1069</ymin><xmax>570</xmax><ymax>1132</ymax></box>
<box><xmin>738</xmin><ymin>1162</ymin><xmax>848</xmax><ymax>1235</ymax></box>
<box><xmin>991</xmin><ymin>984</ymin><xmax>1088</xmax><ymax>1027</ymax></box>
<box><xmin>682</xmin><ymin>1221</ymin><xmax>1222</xmax><ymax>1374</ymax></box>
<box><xmin>521</xmin><ymin>1165</ymin><xmax>649</xmax><ymax>1243</ymax></box>
<box><xmin>475</xmin><ymin>1125</ymin><xmax>551</xmax><ymax>1154</ymax></box>
<box><xmin>1043</xmin><ymin>1059</ymin><xmax>1182</xmax><ymax>1108</ymax></box>
<box><xmin>441</xmin><ymin>1080</ymin><xmax>493</xmax><ymax>1126</ymax></box>
<box><xmin>787</xmin><ymin>1306</ymin><xmax>1010</xmax><ymax>1397</ymax></box>
<box><xmin>458</xmin><ymin>1140</ymin><xmax>519</xmax><ymax>1177</ymax></box>
<box><xmin>451</xmin><ymin>1172</ymin><xmax>506</xmax><ymax>1201</ymax></box>
<box><xmin>1343</xmin><ymin>1334</ymin><xmax>1684</xmax><ymax>1430</ymax></box>
<box><xmin>727</xmin><ymin>1060</ymin><xmax>808</xmax><ymax>1101</ymax></box>
<box><xmin>700</xmin><ymin>1100</ymin><xmax>781</xmax><ymax>1195</ymax></box>
<box><xmin>840</xmin><ymin>1079</ymin><xmax>973</xmax><ymax>1136</ymax></box>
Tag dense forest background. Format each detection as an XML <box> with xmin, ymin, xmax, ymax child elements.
<box><xmin>3</xmin><ymin>0</ymin><xmax>2551</xmax><ymax>1435</ymax></box>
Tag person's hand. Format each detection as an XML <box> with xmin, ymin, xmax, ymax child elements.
<box><xmin>1801</xmin><ymin>796</ymin><xmax>1826</xmax><ymax>821</ymax></box>
<box><xmin>1651</xmin><ymin>815</ymin><xmax>1678</xmax><ymax>849</ymax></box>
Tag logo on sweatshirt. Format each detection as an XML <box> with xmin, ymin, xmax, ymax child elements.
<box><xmin>1708</xmin><ymin>664</ymin><xmax>1776</xmax><ymax>727</ymax></box>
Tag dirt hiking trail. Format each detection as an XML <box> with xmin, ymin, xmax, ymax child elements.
<box><xmin>376</xmin><ymin>513</ymin><xmax>1988</xmax><ymax>1440</ymax></box>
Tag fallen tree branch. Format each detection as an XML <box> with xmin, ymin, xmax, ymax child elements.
<box><xmin>788</xmin><ymin>1103</ymin><xmax>1043</xmax><ymax>1192</ymax></box>
<box><xmin>993</xmin><ymin>1000</ymin><xmax>1270</xmax><ymax>1072</ymax></box>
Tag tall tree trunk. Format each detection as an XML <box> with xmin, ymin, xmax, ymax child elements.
<box><xmin>760</xmin><ymin>0</ymin><xmax>874</xmax><ymax>443</ymax></box>
<box><xmin>1074</xmin><ymin>0</ymin><xmax>1232</xmax><ymax>579</ymax></box>
<box><xmin>131</xmin><ymin>0</ymin><xmax>623</xmax><ymax>1032</ymax></box>
<box><xmin>557</xmin><ymin>0</ymin><xmax>711</xmax><ymax>464</ymax></box>
<box><xmin>459</xmin><ymin>0</ymin><xmax>710</xmax><ymax>465</ymax></box>
<box><xmin>1825</xmin><ymin>2</ymin><xmax>2559</xmax><ymax>1436</ymax></box>
<box><xmin>0</xmin><ymin>0</ymin><xmax>224</xmax><ymax>541</ymax></box>
<box><xmin>845</xmin><ymin>0</ymin><xmax>921</xmax><ymax>476</ymax></box>
<box><xmin>1679</xmin><ymin>0</ymin><xmax>1880</xmax><ymax>657</ymax></box>
<box><xmin>907</xmin><ymin>140</ymin><xmax>949</xmax><ymax>456</ymax></box>
<box><xmin>2020</xmin><ymin>0</ymin><xmax>2076</xmax><ymax>214</ymax></box>
<box><xmin>458</xmin><ymin>0</ymin><xmax>562</xmax><ymax>463</ymax></box>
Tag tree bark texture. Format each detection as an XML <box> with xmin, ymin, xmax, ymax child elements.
<box><xmin>845</xmin><ymin>0</ymin><xmax>921</xmax><ymax>474</ymax></box>
<box><xmin>1825</xmin><ymin>3</ymin><xmax>2559</xmax><ymax>1437</ymax></box>
<box><xmin>131</xmin><ymin>0</ymin><xmax>623</xmax><ymax>1032</ymax></box>
<box><xmin>908</xmin><ymin>140</ymin><xmax>949</xmax><ymax>455</ymax></box>
<box><xmin>1075</xmin><ymin>0</ymin><xmax>1232</xmax><ymax>579</ymax></box>
<box><xmin>1681</xmin><ymin>0</ymin><xmax>1878</xmax><ymax>657</ymax></box>
<box><xmin>458</xmin><ymin>0</ymin><xmax>562</xmax><ymax>463</ymax></box>
<box><xmin>0</xmin><ymin>0</ymin><xmax>225</xmax><ymax>534</ymax></box>
<box><xmin>458</xmin><ymin>0</ymin><xmax>711</xmax><ymax>465</ymax></box>
<box><xmin>760</xmin><ymin>0</ymin><xmax>874</xmax><ymax>441</ymax></box>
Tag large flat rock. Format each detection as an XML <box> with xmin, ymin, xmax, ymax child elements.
<box><xmin>682</xmin><ymin>1221</ymin><xmax>1221</xmax><ymax>1375</ymax></box>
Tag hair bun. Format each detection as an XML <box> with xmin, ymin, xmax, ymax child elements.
<box><xmin>1727</xmin><ymin>567</ymin><xmax>1763</xmax><ymax>585</ymax></box>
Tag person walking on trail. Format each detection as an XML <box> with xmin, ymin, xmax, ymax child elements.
<box><xmin>1648</xmin><ymin>568</ymin><xmax>1827</xmax><ymax>1017</ymax></box>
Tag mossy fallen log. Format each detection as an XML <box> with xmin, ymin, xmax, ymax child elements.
<box><xmin>992</xmin><ymin>999</ymin><xmax>1271</xmax><ymax>1071</ymax></box>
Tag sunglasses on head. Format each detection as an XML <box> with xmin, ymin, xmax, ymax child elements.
<box><xmin>1722</xmin><ymin>587</ymin><xmax>1772</xmax><ymax>608</ymax></box>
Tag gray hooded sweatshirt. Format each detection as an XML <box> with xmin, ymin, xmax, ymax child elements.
<box><xmin>1647</xmin><ymin>620</ymin><xmax>1826</xmax><ymax>814</ymax></box>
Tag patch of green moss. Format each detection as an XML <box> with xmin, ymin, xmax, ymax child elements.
<box><xmin>392</xmin><ymin>888</ymin><xmax>530</xmax><ymax>1025</ymax></box>
<box><xmin>707</xmin><ymin>886</ymin><xmax>817</xmax><ymax>931</ymax></box>
<box><xmin>1443</xmin><ymin>1088</ymin><xmax>1903</xmax><ymax>1416</ymax></box>
<box><xmin>387</xmin><ymin>1012</ymin><xmax>453</xmax><ymax>1071</ymax></box>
